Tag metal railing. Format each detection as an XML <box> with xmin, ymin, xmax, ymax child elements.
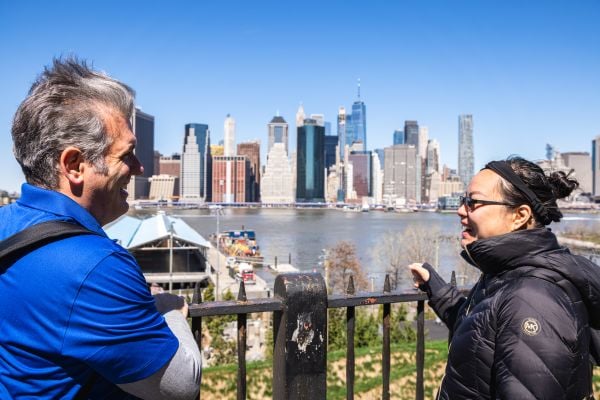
<box><xmin>189</xmin><ymin>272</ymin><xmax>431</xmax><ymax>399</ymax></box>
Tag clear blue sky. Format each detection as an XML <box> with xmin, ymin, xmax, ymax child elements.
<box><xmin>1</xmin><ymin>1</ymin><xmax>599</xmax><ymax>192</ymax></box>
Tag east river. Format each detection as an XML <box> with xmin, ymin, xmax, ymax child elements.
<box><xmin>134</xmin><ymin>207</ymin><xmax>600</xmax><ymax>290</ymax></box>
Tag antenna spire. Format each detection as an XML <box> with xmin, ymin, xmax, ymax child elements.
<box><xmin>357</xmin><ymin>78</ymin><xmax>361</xmax><ymax>99</ymax></box>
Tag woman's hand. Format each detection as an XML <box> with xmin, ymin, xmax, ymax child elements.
<box><xmin>408</xmin><ymin>263</ymin><xmax>430</xmax><ymax>288</ymax></box>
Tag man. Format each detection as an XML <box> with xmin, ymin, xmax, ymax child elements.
<box><xmin>0</xmin><ymin>58</ymin><xmax>201</xmax><ymax>399</ymax></box>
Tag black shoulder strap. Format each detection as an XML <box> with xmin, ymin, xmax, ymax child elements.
<box><xmin>0</xmin><ymin>220</ymin><xmax>100</xmax><ymax>397</ymax></box>
<box><xmin>0</xmin><ymin>220</ymin><xmax>97</xmax><ymax>263</ymax></box>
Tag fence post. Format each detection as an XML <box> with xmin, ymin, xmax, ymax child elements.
<box><xmin>273</xmin><ymin>273</ymin><xmax>327</xmax><ymax>399</ymax></box>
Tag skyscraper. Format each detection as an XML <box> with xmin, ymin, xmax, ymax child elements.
<box><xmin>132</xmin><ymin>108</ymin><xmax>155</xmax><ymax>177</ymax></box>
<box><xmin>418</xmin><ymin>126</ymin><xmax>429</xmax><ymax>160</ymax></box>
<box><xmin>181</xmin><ymin>123</ymin><xmax>211</xmax><ymax>201</ymax></box>
<box><xmin>458</xmin><ymin>114</ymin><xmax>474</xmax><ymax>189</ymax></box>
<box><xmin>562</xmin><ymin>152</ymin><xmax>592</xmax><ymax>194</ymax></box>
<box><xmin>337</xmin><ymin>106</ymin><xmax>347</xmax><ymax>159</ymax></box>
<box><xmin>295</xmin><ymin>104</ymin><xmax>305</xmax><ymax>129</ymax></box>
<box><xmin>404</xmin><ymin>120</ymin><xmax>419</xmax><ymax>147</ymax></box>
<box><xmin>261</xmin><ymin>143</ymin><xmax>294</xmax><ymax>204</ymax></box>
<box><xmin>212</xmin><ymin>156</ymin><xmax>250</xmax><ymax>203</ymax></box>
<box><xmin>296</xmin><ymin>118</ymin><xmax>325</xmax><ymax>202</ymax></box>
<box><xmin>383</xmin><ymin>144</ymin><xmax>421</xmax><ymax>205</ymax></box>
<box><xmin>350</xmin><ymin>81</ymin><xmax>367</xmax><ymax>150</ymax></box>
<box><xmin>324</xmin><ymin>134</ymin><xmax>339</xmax><ymax>170</ymax></box>
<box><xmin>592</xmin><ymin>136</ymin><xmax>600</xmax><ymax>196</ymax></box>
<box><xmin>237</xmin><ymin>141</ymin><xmax>261</xmax><ymax>202</ymax></box>
<box><xmin>224</xmin><ymin>114</ymin><xmax>236</xmax><ymax>157</ymax></box>
<box><xmin>393</xmin><ymin>130</ymin><xmax>404</xmax><ymax>145</ymax></box>
<box><xmin>426</xmin><ymin>139</ymin><xmax>441</xmax><ymax>175</ymax></box>
<box><xmin>267</xmin><ymin>115</ymin><xmax>289</xmax><ymax>154</ymax></box>
<box><xmin>349</xmin><ymin>151</ymin><xmax>372</xmax><ymax>198</ymax></box>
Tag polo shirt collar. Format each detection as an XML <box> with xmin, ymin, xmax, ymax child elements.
<box><xmin>17</xmin><ymin>183</ymin><xmax>107</xmax><ymax>236</ymax></box>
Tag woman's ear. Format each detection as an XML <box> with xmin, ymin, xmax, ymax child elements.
<box><xmin>512</xmin><ymin>204</ymin><xmax>534</xmax><ymax>230</ymax></box>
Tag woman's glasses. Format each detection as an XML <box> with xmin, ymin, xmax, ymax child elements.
<box><xmin>459</xmin><ymin>195</ymin><xmax>515</xmax><ymax>211</ymax></box>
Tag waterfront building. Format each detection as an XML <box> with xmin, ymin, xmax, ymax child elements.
<box><xmin>383</xmin><ymin>144</ymin><xmax>421</xmax><ymax>206</ymax></box>
<box><xmin>149</xmin><ymin>175</ymin><xmax>179</xmax><ymax>200</ymax></box>
<box><xmin>267</xmin><ymin>115</ymin><xmax>289</xmax><ymax>154</ymax></box>
<box><xmin>418</xmin><ymin>126</ymin><xmax>429</xmax><ymax>160</ymax></box>
<box><xmin>125</xmin><ymin>108</ymin><xmax>154</xmax><ymax>200</ymax></box>
<box><xmin>127</xmin><ymin>176</ymin><xmax>149</xmax><ymax>200</ymax></box>
<box><xmin>261</xmin><ymin>143</ymin><xmax>294</xmax><ymax>204</ymax></box>
<box><xmin>458</xmin><ymin>114</ymin><xmax>474</xmax><ymax>190</ymax></box>
<box><xmin>393</xmin><ymin>130</ymin><xmax>404</xmax><ymax>145</ymax></box>
<box><xmin>371</xmin><ymin>151</ymin><xmax>384</xmax><ymax>204</ymax></box>
<box><xmin>325</xmin><ymin>165</ymin><xmax>341</xmax><ymax>203</ymax></box>
<box><xmin>210</xmin><ymin>144</ymin><xmax>224</xmax><ymax>156</ymax></box>
<box><xmin>324</xmin><ymin>121</ymin><xmax>332</xmax><ymax>136</ymax></box>
<box><xmin>426</xmin><ymin>139</ymin><xmax>441</xmax><ymax>175</ymax></box>
<box><xmin>181</xmin><ymin>123</ymin><xmax>211</xmax><ymax>201</ymax></box>
<box><xmin>105</xmin><ymin>213</ymin><xmax>210</xmax><ymax>290</ymax></box>
<box><xmin>374</xmin><ymin>148</ymin><xmax>385</xmax><ymax>169</ymax></box>
<box><xmin>324</xmin><ymin>134</ymin><xmax>339</xmax><ymax>170</ymax></box>
<box><xmin>593</xmin><ymin>136</ymin><xmax>600</xmax><ymax>197</ymax></box>
<box><xmin>159</xmin><ymin>153</ymin><xmax>181</xmax><ymax>177</ymax></box>
<box><xmin>224</xmin><ymin>114</ymin><xmax>236</xmax><ymax>157</ymax></box>
<box><xmin>296</xmin><ymin>118</ymin><xmax>325</xmax><ymax>202</ymax></box>
<box><xmin>132</xmin><ymin>108</ymin><xmax>155</xmax><ymax>177</ymax></box>
<box><xmin>237</xmin><ymin>140</ymin><xmax>261</xmax><ymax>202</ymax></box>
<box><xmin>347</xmin><ymin>79</ymin><xmax>367</xmax><ymax>150</ymax></box>
<box><xmin>404</xmin><ymin>120</ymin><xmax>419</xmax><ymax>147</ymax></box>
<box><xmin>349</xmin><ymin>151</ymin><xmax>372</xmax><ymax>199</ymax></box>
<box><xmin>212</xmin><ymin>155</ymin><xmax>250</xmax><ymax>203</ymax></box>
<box><xmin>350</xmin><ymin>80</ymin><xmax>367</xmax><ymax>150</ymax></box>
<box><xmin>337</xmin><ymin>106</ymin><xmax>347</xmax><ymax>160</ymax></box>
<box><xmin>562</xmin><ymin>152</ymin><xmax>592</xmax><ymax>194</ymax></box>
<box><xmin>295</xmin><ymin>104</ymin><xmax>305</xmax><ymax>129</ymax></box>
<box><xmin>310</xmin><ymin>113</ymin><xmax>325</xmax><ymax>127</ymax></box>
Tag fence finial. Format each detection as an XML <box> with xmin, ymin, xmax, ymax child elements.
<box><xmin>238</xmin><ymin>280</ymin><xmax>247</xmax><ymax>301</ymax></box>
<box><xmin>192</xmin><ymin>281</ymin><xmax>203</xmax><ymax>304</ymax></box>
<box><xmin>384</xmin><ymin>274</ymin><xmax>391</xmax><ymax>293</ymax></box>
<box><xmin>347</xmin><ymin>275</ymin><xmax>355</xmax><ymax>295</ymax></box>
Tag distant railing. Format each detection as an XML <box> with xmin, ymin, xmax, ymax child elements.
<box><xmin>189</xmin><ymin>272</ymin><xmax>437</xmax><ymax>400</ymax></box>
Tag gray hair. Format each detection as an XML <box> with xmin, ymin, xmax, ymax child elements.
<box><xmin>11</xmin><ymin>57</ymin><xmax>135</xmax><ymax>189</ymax></box>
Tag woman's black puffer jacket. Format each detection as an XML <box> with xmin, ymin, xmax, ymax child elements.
<box><xmin>422</xmin><ymin>228</ymin><xmax>600</xmax><ymax>399</ymax></box>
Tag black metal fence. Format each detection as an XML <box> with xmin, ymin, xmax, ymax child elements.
<box><xmin>189</xmin><ymin>272</ymin><xmax>431</xmax><ymax>400</ymax></box>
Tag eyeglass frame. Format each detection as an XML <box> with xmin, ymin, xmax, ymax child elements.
<box><xmin>459</xmin><ymin>195</ymin><xmax>516</xmax><ymax>211</ymax></box>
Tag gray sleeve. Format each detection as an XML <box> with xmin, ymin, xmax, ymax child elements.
<box><xmin>117</xmin><ymin>310</ymin><xmax>202</xmax><ymax>400</ymax></box>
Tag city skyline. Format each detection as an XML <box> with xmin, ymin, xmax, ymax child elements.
<box><xmin>1</xmin><ymin>1</ymin><xmax>599</xmax><ymax>192</ymax></box>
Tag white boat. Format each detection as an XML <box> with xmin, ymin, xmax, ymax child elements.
<box><xmin>269</xmin><ymin>263</ymin><xmax>299</xmax><ymax>273</ymax></box>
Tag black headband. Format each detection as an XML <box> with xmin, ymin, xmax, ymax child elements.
<box><xmin>484</xmin><ymin>161</ymin><xmax>552</xmax><ymax>225</ymax></box>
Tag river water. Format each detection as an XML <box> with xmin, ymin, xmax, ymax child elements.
<box><xmin>134</xmin><ymin>207</ymin><xmax>600</xmax><ymax>290</ymax></box>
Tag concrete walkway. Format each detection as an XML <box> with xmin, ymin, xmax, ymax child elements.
<box><xmin>206</xmin><ymin>247</ymin><xmax>270</xmax><ymax>299</ymax></box>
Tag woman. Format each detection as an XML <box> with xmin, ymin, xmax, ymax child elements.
<box><xmin>410</xmin><ymin>157</ymin><xmax>600</xmax><ymax>399</ymax></box>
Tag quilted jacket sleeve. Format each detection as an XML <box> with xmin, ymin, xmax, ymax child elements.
<box><xmin>492</xmin><ymin>277</ymin><xmax>590</xmax><ymax>399</ymax></box>
<box><xmin>420</xmin><ymin>263</ymin><xmax>468</xmax><ymax>333</ymax></box>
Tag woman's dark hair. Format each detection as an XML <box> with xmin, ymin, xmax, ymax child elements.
<box><xmin>497</xmin><ymin>156</ymin><xmax>579</xmax><ymax>226</ymax></box>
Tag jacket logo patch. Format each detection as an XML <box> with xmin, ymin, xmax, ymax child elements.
<box><xmin>521</xmin><ymin>318</ymin><xmax>540</xmax><ymax>336</ymax></box>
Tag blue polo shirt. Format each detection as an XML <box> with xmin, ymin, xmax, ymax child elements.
<box><xmin>0</xmin><ymin>184</ymin><xmax>179</xmax><ymax>399</ymax></box>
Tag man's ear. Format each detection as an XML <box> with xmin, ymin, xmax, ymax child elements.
<box><xmin>512</xmin><ymin>204</ymin><xmax>533</xmax><ymax>230</ymax></box>
<box><xmin>59</xmin><ymin>146</ymin><xmax>86</xmax><ymax>184</ymax></box>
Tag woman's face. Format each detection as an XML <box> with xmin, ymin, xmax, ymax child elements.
<box><xmin>458</xmin><ymin>169</ymin><xmax>516</xmax><ymax>247</ymax></box>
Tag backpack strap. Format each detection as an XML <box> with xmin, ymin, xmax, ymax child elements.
<box><xmin>0</xmin><ymin>220</ymin><xmax>97</xmax><ymax>263</ymax></box>
<box><xmin>0</xmin><ymin>220</ymin><xmax>101</xmax><ymax>398</ymax></box>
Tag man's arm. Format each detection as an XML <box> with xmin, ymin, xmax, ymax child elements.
<box><xmin>118</xmin><ymin>308</ymin><xmax>201</xmax><ymax>400</ymax></box>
